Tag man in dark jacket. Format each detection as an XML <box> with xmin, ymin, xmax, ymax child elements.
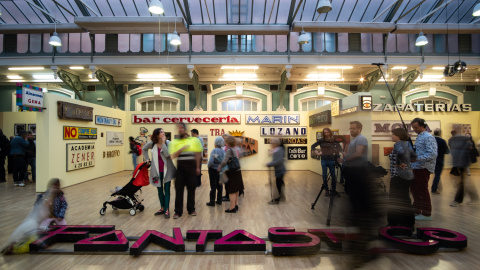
<box><xmin>0</xmin><ymin>128</ymin><xmax>9</xmax><ymax>183</ymax></box>
<box><xmin>431</xmin><ymin>129</ymin><xmax>450</xmax><ymax>194</ymax></box>
<box><xmin>24</xmin><ymin>131</ymin><xmax>36</xmax><ymax>183</ymax></box>
<box><xmin>10</xmin><ymin>131</ymin><xmax>29</xmax><ymax>187</ymax></box>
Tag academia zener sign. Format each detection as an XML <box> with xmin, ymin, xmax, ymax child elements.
<box><xmin>132</xmin><ymin>115</ymin><xmax>241</xmax><ymax>124</ymax></box>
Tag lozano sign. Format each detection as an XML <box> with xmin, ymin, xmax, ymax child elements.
<box><xmin>29</xmin><ymin>225</ymin><xmax>466</xmax><ymax>256</ymax></box>
<box><xmin>132</xmin><ymin>115</ymin><xmax>241</xmax><ymax>124</ymax></box>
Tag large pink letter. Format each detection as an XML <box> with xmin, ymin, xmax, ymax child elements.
<box><xmin>379</xmin><ymin>226</ymin><xmax>439</xmax><ymax>254</ymax></box>
<box><xmin>268</xmin><ymin>227</ymin><xmax>320</xmax><ymax>256</ymax></box>
<box><xmin>214</xmin><ymin>230</ymin><xmax>266</xmax><ymax>252</ymax></box>
<box><xmin>308</xmin><ymin>228</ymin><xmax>344</xmax><ymax>250</ymax></box>
<box><xmin>130</xmin><ymin>228</ymin><xmax>184</xmax><ymax>256</ymax></box>
<box><xmin>417</xmin><ymin>227</ymin><xmax>467</xmax><ymax>249</ymax></box>
<box><xmin>74</xmin><ymin>230</ymin><xmax>128</xmax><ymax>252</ymax></box>
<box><xmin>186</xmin><ymin>230</ymin><xmax>223</xmax><ymax>252</ymax></box>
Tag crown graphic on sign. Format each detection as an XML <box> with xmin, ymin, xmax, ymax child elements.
<box><xmin>229</xmin><ymin>130</ymin><xmax>244</xmax><ymax>137</ymax></box>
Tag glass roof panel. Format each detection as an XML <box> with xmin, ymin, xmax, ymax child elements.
<box><xmin>63</xmin><ymin>0</ymin><xmax>82</xmax><ymax>17</ymax></box>
<box><xmin>275</xmin><ymin>0</ymin><xmax>292</xmax><ymax>24</ymax></box>
<box><xmin>81</xmin><ymin>0</ymin><xmax>104</xmax><ymax>16</ymax></box>
<box><xmin>14</xmin><ymin>1</ymin><xmax>45</xmax><ymax>23</ymax></box>
<box><xmin>336</xmin><ymin>0</ymin><xmax>358</xmax><ymax>22</ymax></box>
<box><xmin>447</xmin><ymin>1</ymin><xmax>472</xmax><ymax>23</ymax></box>
<box><xmin>108</xmin><ymin>0</ymin><xmax>128</xmax><ymax>16</ymax></box>
<box><xmin>119</xmin><ymin>0</ymin><xmax>140</xmax><ymax>16</ymax></box>
<box><xmin>189</xmin><ymin>0</ymin><xmax>204</xmax><ymax>24</ymax></box>
<box><xmin>91</xmin><ymin>0</ymin><xmax>115</xmax><ymax>16</ymax></box>
<box><xmin>2</xmin><ymin>1</ymin><xmax>32</xmax><ymax>24</ymax></box>
<box><xmin>201</xmin><ymin>0</ymin><xmax>216</xmax><ymax>24</ymax></box>
<box><xmin>213</xmin><ymin>0</ymin><xmax>228</xmax><ymax>24</ymax></box>
<box><xmin>132</xmin><ymin>0</ymin><xmax>151</xmax><ymax>17</ymax></box>
<box><xmin>322</xmin><ymin>0</ymin><xmax>342</xmax><ymax>22</ymax></box>
<box><xmin>251</xmin><ymin>0</ymin><xmax>266</xmax><ymax>24</ymax></box>
<box><xmin>396</xmin><ymin>0</ymin><xmax>422</xmax><ymax>23</ymax></box>
<box><xmin>299</xmin><ymin>0</ymin><xmax>317</xmax><ymax>21</ymax></box>
<box><xmin>239</xmin><ymin>0</ymin><xmax>251</xmax><ymax>24</ymax></box>
<box><xmin>388</xmin><ymin>0</ymin><xmax>413</xmax><ymax>23</ymax></box>
<box><xmin>348</xmin><ymin>0</ymin><xmax>370</xmax><ymax>22</ymax></box>
<box><xmin>263</xmin><ymin>0</ymin><xmax>278</xmax><ymax>24</ymax></box>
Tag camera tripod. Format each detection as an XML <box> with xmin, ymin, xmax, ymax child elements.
<box><xmin>311</xmin><ymin>161</ymin><xmax>342</xmax><ymax>226</ymax></box>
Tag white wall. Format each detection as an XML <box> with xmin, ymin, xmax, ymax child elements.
<box><xmin>0</xmin><ymin>112</ymin><xmax>37</xmax><ymax>138</ymax></box>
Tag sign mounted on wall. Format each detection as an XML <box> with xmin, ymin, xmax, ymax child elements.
<box><xmin>309</xmin><ymin>110</ymin><xmax>331</xmax><ymax>127</ymax></box>
<box><xmin>64</xmin><ymin>126</ymin><xmax>97</xmax><ymax>140</ymax></box>
<box><xmin>103</xmin><ymin>150</ymin><xmax>121</xmax><ymax>158</ymax></box>
<box><xmin>67</xmin><ymin>143</ymin><xmax>95</xmax><ymax>171</ymax></box>
<box><xmin>95</xmin><ymin>115</ymin><xmax>122</xmax><ymax>127</ymax></box>
<box><xmin>210</xmin><ymin>129</ymin><xmax>226</xmax><ymax>136</ymax></box>
<box><xmin>372</xmin><ymin>103</ymin><xmax>471</xmax><ymax>112</ymax></box>
<box><xmin>287</xmin><ymin>147</ymin><xmax>308</xmax><ymax>160</ymax></box>
<box><xmin>246</xmin><ymin>115</ymin><xmax>300</xmax><ymax>125</ymax></box>
<box><xmin>132</xmin><ymin>115</ymin><xmax>241</xmax><ymax>124</ymax></box>
<box><xmin>372</xmin><ymin>120</ymin><xmax>441</xmax><ymax>141</ymax></box>
<box><xmin>57</xmin><ymin>101</ymin><xmax>93</xmax><ymax>121</ymax></box>
<box><xmin>331</xmin><ymin>100</ymin><xmax>340</xmax><ymax>117</ymax></box>
<box><xmin>16</xmin><ymin>83</ymin><xmax>44</xmax><ymax>111</ymax></box>
<box><xmin>264</xmin><ymin>138</ymin><xmax>308</xmax><ymax>144</ymax></box>
<box><xmin>360</xmin><ymin>96</ymin><xmax>372</xmax><ymax>110</ymax></box>
<box><xmin>106</xmin><ymin>131</ymin><xmax>124</xmax><ymax>146</ymax></box>
<box><xmin>260</xmin><ymin>126</ymin><xmax>307</xmax><ymax>137</ymax></box>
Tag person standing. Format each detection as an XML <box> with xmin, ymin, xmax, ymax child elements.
<box><xmin>410</xmin><ymin>118</ymin><xmax>437</xmax><ymax>221</ymax></box>
<box><xmin>449</xmin><ymin>133</ymin><xmax>479</xmax><ymax>206</ymax></box>
<box><xmin>266</xmin><ymin>138</ymin><xmax>286</xmax><ymax>204</ymax></box>
<box><xmin>0</xmin><ymin>129</ymin><xmax>9</xmax><ymax>183</ymax></box>
<box><xmin>10</xmin><ymin>131</ymin><xmax>29</xmax><ymax>187</ymax></box>
<box><xmin>206</xmin><ymin>136</ymin><xmax>225</xmax><ymax>206</ymax></box>
<box><xmin>218</xmin><ymin>136</ymin><xmax>244</xmax><ymax>213</ymax></box>
<box><xmin>431</xmin><ymin>129</ymin><xmax>450</xmax><ymax>194</ymax></box>
<box><xmin>191</xmin><ymin>129</ymin><xmax>204</xmax><ymax>187</ymax></box>
<box><xmin>387</xmin><ymin>128</ymin><xmax>417</xmax><ymax>229</ymax></box>
<box><xmin>129</xmin><ymin>136</ymin><xmax>140</xmax><ymax>169</ymax></box>
<box><xmin>170</xmin><ymin>123</ymin><xmax>203</xmax><ymax>219</ymax></box>
<box><xmin>311</xmin><ymin>128</ymin><xmax>342</xmax><ymax>197</ymax></box>
<box><xmin>24</xmin><ymin>132</ymin><xmax>36</xmax><ymax>183</ymax></box>
<box><xmin>143</xmin><ymin>128</ymin><xmax>178</xmax><ymax>219</ymax></box>
<box><xmin>465</xmin><ymin>133</ymin><xmax>478</xmax><ymax>176</ymax></box>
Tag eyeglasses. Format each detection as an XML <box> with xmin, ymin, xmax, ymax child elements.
<box><xmin>349</xmin><ymin>127</ymin><xmax>358</xmax><ymax>130</ymax></box>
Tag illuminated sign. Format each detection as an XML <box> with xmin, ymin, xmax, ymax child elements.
<box><xmin>66</xmin><ymin>143</ymin><xmax>95</xmax><ymax>171</ymax></box>
<box><xmin>260</xmin><ymin>126</ymin><xmax>307</xmax><ymax>137</ymax></box>
<box><xmin>64</xmin><ymin>126</ymin><xmax>97</xmax><ymax>140</ymax></box>
<box><xmin>361</xmin><ymin>96</ymin><xmax>372</xmax><ymax>110</ymax></box>
<box><xmin>246</xmin><ymin>114</ymin><xmax>300</xmax><ymax>124</ymax></box>
<box><xmin>132</xmin><ymin>115</ymin><xmax>241</xmax><ymax>124</ymax></box>
<box><xmin>372</xmin><ymin>103</ymin><xmax>471</xmax><ymax>112</ymax></box>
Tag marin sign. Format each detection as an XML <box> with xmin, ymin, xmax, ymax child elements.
<box><xmin>64</xmin><ymin>126</ymin><xmax>97</xmax><ymax>140</ymax></box>
<box><xmin>28</xmin><ymin>225</ymin><xmax>466</xmax><ymax>256</ymax></box>
<box><xmin>260</xmin><ymin>126</ymin><xmax>307</xmax><ymax>137</ymax></box>
<box><xmin>66</xmin><ymin>143</ymin><xmax>95</xmax><ymax>171</ymax></box>
<box><xmin>95</xmin><ymin>115</ymin><xmax>122</xmax><ymax>127</ymax></box>
<box><xmin>264</xmin><ymin>138</ymin><xmax>308</xmax><ymax>144</ymax></box>
<box><xmin>133</xmin><ymin>114</ymin><xmax>241</xmax><ymax>124</ymax></box>
<box><xmin>57</xmin><ymin>101</ymin><xmax>93</xmax><ymax>121</ymax></box>
<box><xmin>309</xmin><ymin>110</ymin><xmax>331</xmax><ymax>127</ymax></box>
<box><xmin>287</xmin><ymin>147</ymin><xmax>308</xmax><ymax>160</ymax></box>
<box><xmin>246</xmin><ymin>114</ymin><xmax>300</xmax><ymax>125</ymax></box>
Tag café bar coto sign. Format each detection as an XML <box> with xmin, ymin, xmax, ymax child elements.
<box><xmin>133</xmin><ymin>115</ymin><xmax>241</xmax><ymax>124</ymax></box>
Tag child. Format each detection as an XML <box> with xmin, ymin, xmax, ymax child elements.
<box><xmin>39</xmin><ymin>178</ymin><xmax>68</xmax><ymax>231</ymax></box>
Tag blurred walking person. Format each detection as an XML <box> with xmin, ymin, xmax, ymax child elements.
<box><xmin>266</xmin><ymin>138</ymin><xmax>286</xmax><ymax>204</ymax></box>
<box><xmin>24</xmin><ymin>132</ymin><xmax>36</xmax><ymax>183</ymax></box>
<box><xmin>217</xmin><ymin>135</ymin><xmax>244</xmax><ymax>213</ymax></box>
<box><xmin>10</xmin><ymin>131</ymin><xmax>29</xmax><ymax>187</ymax></box>
<box><xmin>431</xmin><ymin>129</ymin><xmax>450</xmax><ymax>194</ymax></box>
<box><xmin>0</xmin><ymin>129</ymin><xmax>9</xmax><ymax>183</ymax></box>
<box><xmin>465</xmin><ymin>133</ymin><xmax>478</xmax><ymax>176</ymax></box>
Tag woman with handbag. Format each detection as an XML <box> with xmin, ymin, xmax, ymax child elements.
<box><xmin>218</xmin><ymin>135</ymin><xmax>244</xmax><ymax>213</ymax></box>
<box><xmin>266</xmin><ymin>138</ymin><xmax>286</xmax><ymax>204</ymax></box>
<box><xmin>206</xmin><ymin>136</ymin><xmax>225</xmax><ymax>206</ymax></box>
<box><xmin>143</xmin><ymin>128</ymin><xmax>178</xmax><ymax>219</ymax></box>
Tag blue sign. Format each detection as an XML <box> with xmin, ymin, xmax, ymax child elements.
<box><xmin>95</xmin><ymin>115</ymin><xmax>122</xmax><ymax>127</ymax></box>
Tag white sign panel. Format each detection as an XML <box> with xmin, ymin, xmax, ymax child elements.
<box><xmin>106</xmin><ymin>131</ymin><xmax>124</xmax><ymax>146</ymax></box>
<box><xmin>132</xmin><ymin>114</ymin><xmax>241</xmax><ymax>124</ymax></box>
<box><xmin>66</xmin><ymin>143</ymin><xmax>95</xmax><ymax>171</ymax></box>
<box><xmin>372</xmin><ymin>120</ymin><xmax>441</xmax><ymax>141</ymax></box>
<box><xmin>95</xmin><ymin>115</ymin><xmax>122</xmax><ymax>127</ymax></box>
<box><xmin>260</xmin><ymin>126</ymin><xmax>307</xmax><ymax>137</ymax></box>
<box><xmin>246</xmin><ymin>114</ymin><xmax>300</xmax><ymax>124</ymax></box>
<box><xmin>22</xmin><ymin>87</ymin><xmax>44</xmax><ymax>108</ymax></box>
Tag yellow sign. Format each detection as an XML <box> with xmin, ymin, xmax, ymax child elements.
<box><xmin>331</xmin><ymin>100</ymin><xmax>340</xmax><ymax>117</ymax></box>
<box><xmin>64</xmin><ymin>126</ymin><xmax>97</xmax><ymax>140</ymax></box>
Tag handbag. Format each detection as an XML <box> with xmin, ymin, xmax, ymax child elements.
<box><xmin>227</xmin><ymin>148</ymin><xmax>241</xmax><ymax>171</ymax></box>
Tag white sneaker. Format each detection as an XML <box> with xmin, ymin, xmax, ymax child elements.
<box><xmin>450</xmin><ymin>201</ymin><xmax>460</xmax><ymax>207</ymax></box>
<box><xmin>19</xmin><ymin>182</ymin><xmax>25</xmax><ymax>187</ymax></box>
<box><xmin>468</xmin><ymin>173</ymin><xmax>471</xmax><ymax>176</ymax></box>
<box><xmin>14</xmin><ymin>183</ymin><xmax>19</xmax><ymax>187</ymax></box>
<box><xmin>415</xmin><ymin>214</ymin><xmax>432</xmax><ymax>221</ymax></box>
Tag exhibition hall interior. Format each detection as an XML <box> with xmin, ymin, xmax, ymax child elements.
<box><xmin>0</xmin><ymin>0</ymin><xmax>480</xmax><ymax>269</ymax></box>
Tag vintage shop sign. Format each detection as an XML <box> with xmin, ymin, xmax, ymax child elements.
<box><xmin>57</xmin><ymin>101</ymin><xmax>94</xmax><ymax>121</ymax></box>
<box><xmin>372</xmin><ymin>120</ymin><xmax>440</xmax><ymax>141</ymax></box>
<box><xmin>133</xmin><ymin>114</ymin><xmax>241</xmax><ymax>124</ymax></box>
<box><xmin>29</xmin><ymin>225</ymin><xmax>466</xmax><ymax>256</ymax></box>
<box><xmin>64</xmin><ymin>126</ymin><xmax>97</xmax><ymax>140</ymax></box>
<box><xmin>106</xmin><ymin>131</ymin><xmax>124</xmax><ymax>146</ymax></box>
<box><xmin>287</xmin><ymin>147</ymin><xmax>308</xmax><ymax>160</ymax></box>
<box><xmin>95</xmin><ymin>115</ymin><xmax>122</xmax><ymax>127</ymax></box>
<box><xmin>66</xmin><ymin>143</ymin><xmax>95</xmax><ymax>171</ymax></box>
<box><xmin>260</xmin><ymin>126</ymin><xmax>307</xmax><ymax>137</ymax></box>
<box><xmin>309</xmin><ymin>111</ymin><xmax>331</xmax><ymax>127</ymax></box>
<box><xmin>372</xmin><ymin>103</ymin><xmax>471</xmax><ymax>112</ymax></box>
<box><xmin>246</xmin><ymin>114</ymin><xmax>300</xmax><ymax>124</ymax></box>
<box><xmin>264</xmin><ymin>138</ymin><xmax>308</xmax><ymax>144</ymax></box>
<box><xmin>103</xmin><ymin>150</ymin><xmax>121</xmax><ymax>158</ymax></box>
<box><xmin>16</xmin><ymin>83</ymin><xmax>44</xmax><ymax>112</ymax></box>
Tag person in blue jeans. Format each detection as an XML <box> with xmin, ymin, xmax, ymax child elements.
<box><xmin>311</xmin><ymin>128</ymin><xmax>342</xmax><ymax>197</ymax></box>
<box><xmin>129</xmin><ymin>137</ymin><xmax>139</xmax><ymax>170</ymax></box>
<box><xmin>24</xmin><ymin>132</ymin><xmax>36</xmax><ymax>183</ymax></box>
<box><xmin>10</xmin><ymin>131</ymin><xmax>30</xmax><ymax>187</ymax></box>
<box><xmin>431</xmin><ymin>129</ymin><xmax>449</xmax><ymax>194</ymax></box>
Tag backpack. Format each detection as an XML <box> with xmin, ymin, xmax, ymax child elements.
<box><xmin>135</xmin><ymin>144</ymin><xmax>142</xmax><ymax>156</ymax></box>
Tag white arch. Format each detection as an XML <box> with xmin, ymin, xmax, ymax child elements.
<box><xmin>217</xmin><ymin>96</ymin><xmax>262</xmax><ymax>112</ymax></box>
<box><xmin>207</xmin><ymin>83</ymin><xmax>272</xmax><ymax>111</ymax></box>
<box><xmin>135</xmin><ymin>96</ymin><xmax>181</xmax><ymax>111</ymax></box>
<box><xmin>125</xmin><ymin>83</ymin><xmax>189</xmax><ymax>111</ymax></box>
<box><xmin>289</xmin><ymin>83</ymin><xmax>352</xmax><ymax>111</ymax></box>
<box><xmin>402</xmin><ymin>83</ymin><xmax>464</xmax><ymax>104</ymax></box>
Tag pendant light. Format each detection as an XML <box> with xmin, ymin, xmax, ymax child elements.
<box><xmin>170</xmin><ymin>17</ymin><xmax>181</xmax><ymax>45</ymax></box>
<box><xmin>316</xmin><ymin>0</ymin><xmax>332</xmax><ymax>14</ymax></box>
<box><xmin>415</xmin><ymin>3</ymin><xmax>427</xmax><ymax>46</ymax></box>
<box><xmin>49</xmin><ymin>5</ymin><xmax>61</xmax><ymax>46</ymax></box>
<box><xmin>298</xmin><ymin>31</ymin><xmax>310</xmax><ymax>44</ymax></box>
<box><xmin>149</xmin><ymin>0</ymin><xmax>164</xmax><ymax>15</ymax></box>
<box><xmin>473</xmin><ymin>3</ymin><xmax>480</xmax><ymax>16</ymax></box>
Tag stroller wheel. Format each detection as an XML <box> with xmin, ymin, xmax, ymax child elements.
<box><xmin>99</xmin><ymin>208</ymin><xmax>106</xmax><ymax>215</ymax></box>
<box><xmin>112</xmin><ymin>206</ymin><xmax>118</xmax><ymax>210</ymax></box>
<box><xmin>138</xmin><ymin>204</ymin><xmax>145</xmax><ymax>212</ymax></box>
<box><xmin>130</xmin><ymin>209</ymin><xmax>136</xmax><ymax>216</ymax></box>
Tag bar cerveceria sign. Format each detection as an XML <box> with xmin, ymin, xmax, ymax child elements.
<box><xmin>133</xmin><ymin>115</ymin><xmax>241</xmax><ymax>124</ymax></box>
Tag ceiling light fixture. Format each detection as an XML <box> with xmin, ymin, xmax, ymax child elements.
<box><xmin>49</xmin><ymin>5</ymin><xmax>62</xmax><ymax>47</ymax></box>
<box><xmin>432</xmin><ymin>67</ymin><xmax>445</xmax><ymax>70</ymax></box>
<box><xmin>8</xmin><ymin>67</ymin><xmax>44</xmax><ymax>70</ymax></box>
<box><xmin>392</xmin><ymin>66</ymin><xmax>407</xmax><ymax>70</ymax></box>
<box><xmin>69</xmin><ymin>66</ymin><xmax>84</xmax><ymax>70</ymax></box>
<box><xmin>316</xmin><ymin>0</ymin><xmax>332</xmax><ymax>14</ymax></box>
<box><xmin>473</xmin><ymin>3</ymin><xmax>480</xmax><ymax>16</ymax></box>
<box><xmin>298</xmin><ymin>31</ymin><xmax>310</xmax><ymax>45</ymax></box>
<box><xmin>149</xmin><ymin>0</ymin><xmax>164</xmax><ymax>15</ymax></box>
<box><xmin>33</xmin><ymin>74</ymin><xmax>57</xmax><ymax>79</ymax></box>
<box><xmin>454</xmin><ymin>60</ymin><xmax>467</xmax><ymax>73</ymax></box>
<box><xmin>316</xmin><ymin>66</ymin><xmax>353</xmax><ymax>69</ymax></box>
<box><xmin>222</xmin><ymin>73</ymin><xmax>258</xmax><ymax>79</ymax></box>
<box><xmin>221</xmin><ymin>66</ymin><xmax>259</xmax><ymax>70</ymax></box>
<box><xmin>137</xmin><ymin>74</ymin><xmax>173</xmax><ymax>79</ymax></box>
<box><xmin>415</xmin><ymin>32</ymin><xmax>428</xmax><ymax>46</ymax></box>
<box><xmin>7</xmin><ymin>75</ymin><xmax>22</xmax><ymax>80</ymax></box>
<box><xmin>170</xmin><ymin>17</ymin><xmax>181</xmax><ymax>45</ymax></box>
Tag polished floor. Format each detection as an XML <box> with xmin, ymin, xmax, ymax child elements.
<box><xmin>0</xmin><ymin>169</ymin><xmax>479</xmax><ymax>270</ymax></box>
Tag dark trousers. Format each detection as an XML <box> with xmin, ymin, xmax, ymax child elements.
<box><xmin>276</xmin><ymin>174</ymin><xmax>284</xmax><ymax>198</ymax></box>
<box><xmin>0</xmin><ymin>156</ymin><xmax>6</xmax><ymax>182</ymax></box>
<box><xmin>321</xmin><ymin>159</ymin><xmax>337</xmax><ymax>191</ymax></box>
<box><xmin>12</xmin><ymin>155</ymin><xmax>26</xmax><ymax>183</ymax></box>
<box><xmin>208</xmin><ymin>168</ymin><xmax>222</xmax><ymax>203</ymax></box>
<box><xmin>431</xmin><ymin>158</ymin><xmax>444</xmax><ymax>192</ymax></box>
<box><xmin>25</xmin><ymin>157</ymin><xmax>36</xmax><ymax>181</ymax></box>
<box><xmin>454</xmin><ymin>168</ymin><xmax>479</xmax><ymax>203</ymax></box>
<box><xmin>7</xmin><ymin>155</ymin><xmax>13</xmax><ymax>174</ymax></box>
<box><xmin>174</xmin><ymin>161</ymin><xmax>197</xmax><ymax>216</ymax></box>
<box><xmin>387</xmin><ymin>176</ymin><xmax>415</xmax><ymax>228</ymax></box>
<box><xmin>411</xmin><ymin>169</ymin><xmax>432</xmax><ymax>216</ymax></box>
<box><xmin>196</xmin><ymin>173</ymin><xmax>202</xmax><ymax>187</ymax></box>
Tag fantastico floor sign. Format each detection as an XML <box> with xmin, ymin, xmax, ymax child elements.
<box><xmin>29</xmin><ymin>225</ymin><xmax>466</xmax><ymax>256</ymax></box>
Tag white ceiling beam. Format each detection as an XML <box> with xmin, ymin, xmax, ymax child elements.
<box><xmin>74</xmin><ymin>16</ymin><xmax>188</xmax><ymax>34</ymax></box>
<box><xmin>292</xmin><ymin>22</ymin><xmax>396</xmax><ymax>33</ymax></box>
<box><xmin>189</xmin><ymin>25</ymin><xmax>290</xmax><ymax>35</ymax></box>
<box><xmin>394</xmin><ymin>23</ymin><xmax>480</xmax><ymax>34</ymax></box>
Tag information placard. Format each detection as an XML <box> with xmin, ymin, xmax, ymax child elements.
<box><xmin>106</xmin><ymin>131</ymin><xmax>124</xmax><ymax>146</ymax></box>
<box><xmin>67</xmin><ymin>143</ymin><xmax>95</xmax><ymax>171</ymax></box>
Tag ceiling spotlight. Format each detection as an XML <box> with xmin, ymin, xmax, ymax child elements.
<box><xmin>49</xmin><ymin>32</ymin><xmax>62</xmax><ymax>46</ymax></box>
<box><xmin>443</xmin><ymin>65</ymin><xmax>456</xmax><ymax>77</ymax></box>
<box><xmin>473</xmin><ymin>3</ymin><xmax>480</xmax><ymax>16</ymax></box>
<box><xmin>360</xmin><ymin>77</ymin><xmax>364</xmax><ymax>82</ymax></box>
<box><xmin>149</xmin><ymin>0</ymin><xmax>164</xmax><ymax>14</ymax></box>
<box><xmin>454</xmin><ymin>60</ymin><xmax>467</xmax><ymax>73</ymax></box>
<box><xmin>170</xmin><ymin>31</ymin><xmax>181</xmax><ymax>46</ymax></box>
<box><xmin>297</xmin><ymin>31</ymin><xmax>310</xmax><ymax>45</ymax></box>
<box><xmin>415</xmin><ymin>32</ymin><xmax>428</xmax><ymax>46</ymax></box>
<box><xmin>316</xmin><ymin>0</ymin><xmax>332</xmax><ymax>14</ymax></box>
<box><xmin>476</xmin><ymin>78</ymin><xmax>479</xmax><ymax>82</ymax></box>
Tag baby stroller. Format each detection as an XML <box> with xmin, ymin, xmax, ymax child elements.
<box><xmin>100</xmin><ymin>162</ymin><xmax>150</xmax><ymax>216</ymax></box>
